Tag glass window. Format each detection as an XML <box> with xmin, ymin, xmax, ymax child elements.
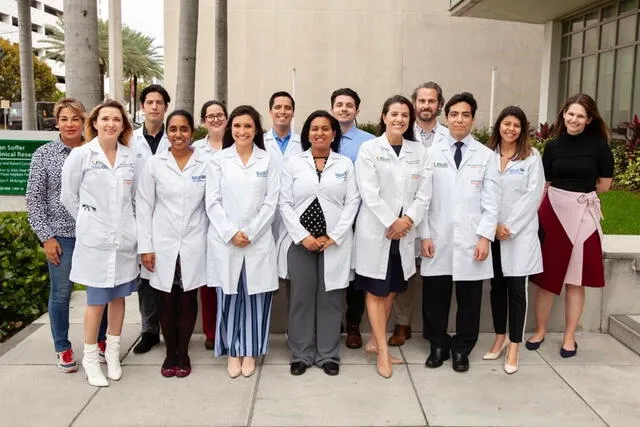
<box><xmin>562</xmin><ymin>20</ymin><xmax>571</xmax><ymax>34</ymax></box>
<box><xmin>582</xmin><ymin>55</ymin><xmax>598</xmax><ymax>98</ymax></box>
<box><xmin>571</xmin><ymin>32</ymin><xmax>584</xmax><ymax>56</ymax></box>
<box><xmin>601</xmin><ymin>21</ymin><xmax>617</xmax><ymax>49</ymax></box>
<box><xmin>568</xmin><ymin>58</ymin><xmax>582</xmax><ymax>96</ymax></box>
<box><xmin>613</xmin><ymin>47</ymin><xmax>635</xmax><ymax>126</ymax></box>
<box><xmin>598</xmin><ymin>51</ymin><xmax>615</xmax><ymax>124</ymax></box>
<box><xmin>572</xmin><ymin>17</ymin><xmax>585</xmax><ymax>31</ymax></box>
<box><xmin>619</xmin><ymin>0</ymin><xmax>637</xmax><ymax>14</ymax></box>
<box><xmin>558</xmin><ymin>61</ymin><xmax>568</xmax><ymax>104</ymax></box>
<box><xmin>602</xmin><ymin>5</ymin><xmax>617</xmax><ymax>19</ymax></box>
<box><xmin>586</xmin><ymin>11</ymin><xmax>600</xmax><ymax>27</ymax></box>
<box><xmin>618</xmin><ymin>15</ymin><xmax>637</xmax><ymax>44</ymax></box>
<box><xmin>584</xmin><ymin>28</ymin><xmax>599</xmax><ymax>53</ymax></box>
<box><xmin>561</xmin><ymin>36</ymin><xmax>570</xmax><ymax>58</ymax></box>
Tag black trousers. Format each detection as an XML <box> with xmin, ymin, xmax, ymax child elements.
<box><xmin>422</xmin><ymin>275</ymin><xmax>483</xmax><ymax>355</ymax></box>
<box><xmin>345</xmin><ymin>280</ymin><xmax>365</xmax><ymax>326</ymax></box>
<box><xmin>490</xmin><ymin>241</ymin><xmax>528</xmax><ymax>343</ymax></box>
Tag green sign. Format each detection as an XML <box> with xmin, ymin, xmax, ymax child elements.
<box><xmin>0</xmin><ymin>132</ymin><xmax>55</xmax><ymax>195</ymax></box>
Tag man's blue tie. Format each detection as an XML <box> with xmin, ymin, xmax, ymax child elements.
<box><xmin>454</xmin><ymin>141</ymin><xmax>463</xmax><ymax>169</ymax></box>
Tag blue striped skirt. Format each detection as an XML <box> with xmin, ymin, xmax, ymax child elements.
<box><xmin>214</xmin><ymin>263</ymin><xmax>273</xmax><ymax>357</ymax></box>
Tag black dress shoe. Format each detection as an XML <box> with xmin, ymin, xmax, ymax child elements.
<box><xmin>452</xmin><ymin>352</ymin><xmax>469</xmax><ymax>372</ymax></box>
<box><xmin>525</xmin><ymin>338</ymin><xmax>545</xmax><ymax>351</ymax></box>
<box><xmin>425</xmin><ymin>347</ymin><xmax>450</xmax><ymax>368</ymax></box>
<box><xmin>560</xmin><ymin>341</ymin><xmax>578</xmax><ymax>358</ymax></box>
<box><xmin>322</xmin><ymin>362</ymin><xmax>340</xmax><ymax>376</ymax></box>
<box><xmin>133</xmin><ymin>333</ymin><xmax>160</xmax><ymax>354</ymax></box>
<box><xmin>290</xmin><ymin>361</ymin><xmax>307</xmax><ymax>376</ymax></box>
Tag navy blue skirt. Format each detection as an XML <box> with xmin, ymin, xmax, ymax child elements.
<box><xmin>355</xmin><ymin>241</ymin><xmax>407</xmax><ymax>297</ymax></box>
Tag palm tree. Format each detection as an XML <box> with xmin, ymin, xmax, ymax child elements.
<box><xmin>17</xmin><ymin>0</ymin><xmax>35</xmax><ymax>129</ymax></box>
<box><xmin>42</xmin><ymin>18</ymin><xmax>163</xmax><ymax>102</ymax></box>
<box><xmin>215</xmin><ymin>0</ymin><xmax>227</xmax><ymax>105</ymax></box>
<box><xmin>175</xmin><ymin>0</ymin><xmax>198</xmax><ymax>113</ymax></box>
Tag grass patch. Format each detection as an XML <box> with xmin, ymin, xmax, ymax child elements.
<box><xmin>600</xmin><ymin>190</ymin><xmax>640</xmax><ymax>235</ymax></box>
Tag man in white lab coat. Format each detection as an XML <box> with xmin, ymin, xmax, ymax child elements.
<box><xmin>389</xmin><ymin>81</ymin><xmax>448</xmax><ymax>347</ymax></box>
<box><xmin>130</xmin><ymin>85</ymin><xmax>171</xmax><ymax>354</ymax></box>
<box><xmin>420</xmin><ymin>92</ymin><xmax>501</xmax><ymax>372</ymax></box>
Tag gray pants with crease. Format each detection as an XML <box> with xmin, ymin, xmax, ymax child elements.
<box><xmin>287</xmin><ymin>244</ymin><xmax>344</xmax><ymax>367</ymax></box>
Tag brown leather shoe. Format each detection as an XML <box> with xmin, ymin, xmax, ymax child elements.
<box><xmin>345</xmin><ymin>324</ymin><xmax>362</xmax><ymax>349</ymax></box>
<box><xmin>388</xmin><ymin>325</ymin><xmax>412</xmax><ymax>346</ymax></box>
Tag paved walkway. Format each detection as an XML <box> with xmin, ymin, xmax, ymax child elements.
<box><xmin>1</xmin><ymin>292</ymin><xmax>639</xmax><ymax>427</ymax></box>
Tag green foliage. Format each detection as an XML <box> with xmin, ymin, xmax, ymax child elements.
<box><xmin>0</xmin><ymin>213</ymin><xmax>49</xmax><ymax>342</ymax></box>
<box><xmin>42</xmin><ymin>18</ymin><xmax>163</xmax><ymax>81</ymax></box>
<box><xmin>600</xmin><ymin>191</ymin><xmax>640</xmax><ymax>235</ymax></box>
<box><xmin>615</xmin><ymin>157</ymin><xmax>640</xmax><ymax>192</ymax></box>
<box><xmin>193</xmin><ymin>126</ymin><xmax>208</xmax><ymax>142</ymax></box>
<box><xmin>471</xmin><ymin>127</ymin><xmax>491</xmax><ymax>145</ymax></box>
<box><xmin>357</xmin><ymin>121</ymin><xmax>379</xmax><ymax>136</ymax></box>
<box><xmin>0</xmin><ymin>39</ymin><xmax>59</xmax><ymax>102</ymax></box>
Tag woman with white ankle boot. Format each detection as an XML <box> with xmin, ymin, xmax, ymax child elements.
<box><xmin>61</xmin><ymin>100</ymin><xmax>138</xmax><ymax>387</ymax></box>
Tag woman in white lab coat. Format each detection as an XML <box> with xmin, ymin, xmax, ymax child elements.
<box><xmin>192</xmin><ymin>100</ymin><xmax>228</xmax><ymax>350</ymax></box>
<box><xmin>206</xmin><ymin>105</ymin><xmax>279</xmax><ymax>379</ymax></box>
<box><xmin>482</xmin><ymin>106</ymin><xmax>545</xmax><ymax>374</ymax></box>
<box><xmin>278</xmin><ymin>110</ymin><xmax>360</xmax><ymax>376</ymax></box>
<box><xmin>136</xmin><ymin>110</ymin><xmax>207</xmax><ymax>378</ymax></box>
<box><xmin>354</xmin><ymin>95</ymin><xmax>432</xmax><ymax>378</ymax></box>
<box><xmin>60</xmin><ymin>100</ymin><xmax>137</xmax><ymax>387</ymax></box>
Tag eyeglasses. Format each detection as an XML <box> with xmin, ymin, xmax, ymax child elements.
<box><xmin>205</xmin><ymin>113</ymin><xmax>226</xmax><ymax>122</ymax></box>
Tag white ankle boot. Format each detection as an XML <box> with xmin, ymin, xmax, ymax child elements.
<box><xmin>83</xmin><ymin>343</ymin><xmax>108</xmax><ymax>387</ymax></box>
<box><xmin>105</xmin><ymin>334</ymin><xmax>122</xmax><ymax>381</ymax></box>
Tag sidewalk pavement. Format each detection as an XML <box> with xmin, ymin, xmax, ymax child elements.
<box><xmin>1</xmin><ymin>292</ymin><xmax>639</xmax><ymax>427</ymax></box>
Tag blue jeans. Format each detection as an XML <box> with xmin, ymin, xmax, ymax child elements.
<box><xmin>47</xmin><ymin>236</ymin><xmax>107</xmax><ymax>352</ymax></box>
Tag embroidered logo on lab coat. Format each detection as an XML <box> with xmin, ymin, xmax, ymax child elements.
<box><xmin>256</xmin><ymin>170</ymin><xmax>268</xmax><ymax>178</ymax></box>
<box><xmin>334</xmin><ymin>171</ymin><xmax>347</xmax><ymax>180</ymax></box>
<box><xmin>90</xmin><ymin>160</ymin><xmax>109</xmax><ymax>169</ymax></box>
<box><xmin>191</xmin><ymin>174</ymin><xmax>206</xmax><ymax>183</ymax></box>
<box><xmin>433</xmin><ymin>161</ymin><xmax>448</xmax><ymax>168</ymax></box>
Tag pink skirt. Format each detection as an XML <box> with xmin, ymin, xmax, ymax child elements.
<box><xmin>530</xmin><ymin>188</ymin><xmax>605</xmax><ymax>295</ymax></box>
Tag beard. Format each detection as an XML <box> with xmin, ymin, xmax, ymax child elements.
<box><xmin>417</xmin><ymin>109</ymin><xmax>438</xmax><ymax>122</ymax></box>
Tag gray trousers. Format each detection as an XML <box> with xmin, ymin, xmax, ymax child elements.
<box><xmin>138</xmin><ymin>278</ymin><xmax>160</xmax><ymax>335</ymax></box>
<box><xmin>287</xmin><ymin>244</ymin><xmax>344</xmax><ymax>367</ymax></box>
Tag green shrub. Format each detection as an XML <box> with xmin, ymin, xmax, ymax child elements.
<box><xmin>357</xmin><ymin>121</ymin><xmax>379</xmax><ymax>136</ymax></box>
<box><xmin>192</xmin><ymin>126</ymin><xmax>208</xmax><ymax>142</ymax></box>
<box><xmin>0</xmin><ymin>213</ymin><xmax>49</xmax><ymax>342</ymax></box>
<box><xmin>615</xmin><ymin>157</ymin><xmax>640</xmax><ymax>192</ymax></box>
<box><xmin>472</xmin><ymin>127</ymin><xmax>491</xmax><ymax>145</ymax></box>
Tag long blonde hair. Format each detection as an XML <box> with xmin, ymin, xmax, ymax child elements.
<box><xmin>84</xmin><ymin>100</ymin><xmax>133</xmax><ymax>146</ymax></box>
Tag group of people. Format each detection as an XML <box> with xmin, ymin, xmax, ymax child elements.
<box><xmin>25</xmin><ymin>81</ymin><xmax>614</xmax><ymax>387</ymax></box>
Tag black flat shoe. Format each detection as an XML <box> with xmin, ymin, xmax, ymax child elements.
<box><xmin>290</xmin><ymin>361</ymin><xmax>307</xmax><ymax>376</ymax></box>
<box><xmin>525</xmin><ymin>337</ymin><xmax>545</xmax><ymax>351</ymax></box>
<box><xmin>425</xmin><ymin>347</ymin><xmax>450</xmax><ymax>368</ymax></box>
<box><xmin>452</xmin><ymin>352</ymin><xmax>469</xmax><ymax>372</ymax></box>
<box><xmin>560</xmin><ymin>342</ymin><xmax>578</xmax><ymax>358</ymax></box>
<box><xmin>133</xmin><ymin>333</ymin><xmax>160</xmax><ymax>354</ymax></box>
<box><xmin>322</xmin><ymin>362</ymin><xmax>340</xmax><ymax>376</ymax></box>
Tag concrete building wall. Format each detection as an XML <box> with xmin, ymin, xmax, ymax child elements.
<box><xmin>0</xmin><ymin>0</ymin><xmax>65</xmax><ymax>89</ymax></box>
<box><xmin>164</xmin><ymin>0</ymin><xmax>544</xmax><ymax>130</ymax></box>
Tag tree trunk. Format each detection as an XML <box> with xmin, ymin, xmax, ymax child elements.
<box><xmin>64</xmin><ymin>1</ymin><xmax>101</xmax><ymax>109</ymax></box>
<box><xmin>108</xmin><ymin>0</ymin><xmax>124</xmax><ymax>104</ymax></box>
<box><xmin>214</xmin><ymin>0</ymin><xmax>227</xmax><ymax>106</ymax></box>
<box><xmin>175</xmin><ymin>0</ymin><xmax>199</xmax><ymax>113</ymax></box>
<box><xmin>17</xmin><ymin>0</ymin><xmax>36</xmax><ymax>130</ymax></box>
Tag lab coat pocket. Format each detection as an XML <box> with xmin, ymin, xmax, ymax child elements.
<box><xmin>76</xmin><ymin>211</ymin><xmax>115</xmax><ymax>250</ymax></box>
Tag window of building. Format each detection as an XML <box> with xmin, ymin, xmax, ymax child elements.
<box><xmin>44</xmin><ymin>5</ymin><xmax>63</xmax><ymax>18</ymax></box>
<box><xmin>559</xmin><ymin>0</ymin><xmax>640</xmax><ymax>129</ymax></box>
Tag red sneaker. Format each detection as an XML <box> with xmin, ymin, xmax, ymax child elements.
<box><xmin>56</xmin><ymin>348</ymin><xmax>78</xmax><ymax>373</ymax></box>
<box><xmin>97</xmin><ymin>340</ymin><xmax>106</xmax><ymax>364</ymax></box>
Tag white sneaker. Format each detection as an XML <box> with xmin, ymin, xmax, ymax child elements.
<box><xmin>56</xmin><ymin>348</ymin><xmax>78</xmax><ymax>373</ymax></box>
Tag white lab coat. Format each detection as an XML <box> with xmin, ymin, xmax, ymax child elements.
<box><xmin>60</xmin><ymin>138</ymin><xmax>139</xmax><ymax>288</ymax></box>
<box><xmin>277</xmin><ymin>150</ymin><xmax>361</xmax><ymax>290</ymax></box>
<box><xmin>192</xmin><ymin>137</ymin><xmax>220</xmax><ymax>159</ymax></box>
<box><xmin>136</xmin><ymin>149</ymin><xmax>208</xmax><ymax>292</ymax></box>
<box><xmin>205</xmin><ymin>144</ymin><xmax>279</xmax><ymax>295</ymax></box>
<box><xmin>419</xmin><ymin>134</ymin><xmax>501</xmax><ymax>280</ymax></box>
<box><xmin>494</xmin><ymin>149</ymin><xmax>545</xmax><ymax>276</ymax></box>
<box><xmin>263</xmin><ymin>129</ymin><xmax>302</xmax><ymax>244</ymax></box>
<box><xmin>354</xmin><ymin>135</ymin><xmax>432</xmax><ymax>280</ymax></box>
<box><xmin>131</xmin><ymin>126</ymin><xmax>170</xmax><ymax>178</ymax></box>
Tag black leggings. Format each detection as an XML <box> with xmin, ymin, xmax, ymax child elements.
<box><xmin>490</xmin><ymin>241</ymin><xmax>528</xmax><ymax>343</ymax></box>
<box><xmin>158</xmin><ymin>259</ymin><xmax>198</xmax><ymax>369</ymax></box>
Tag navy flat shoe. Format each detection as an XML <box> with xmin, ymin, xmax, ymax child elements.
<box><xmin>525</xmin><ymin>338</ymin><xmax>545</xmax><ymax>351</ymax></box>
<box><xmin>560</xmin><ymin>341</ymin><xmax>578</xmax><ymax>358</ymax></box>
